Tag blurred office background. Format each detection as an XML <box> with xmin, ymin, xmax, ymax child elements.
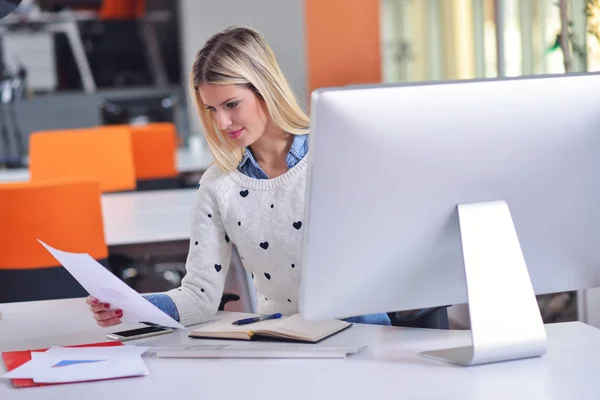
<box><xmin>0</xmin><ymin>0</ymin><xmax>595</xmax><ymax>152</ymax></box>
<box><xmin>381</xmin><ymin>0</ymin><xmax>598</xmax><ymax>82</ymax></box>
<box><xmin>1</xmin><ymin>0</ymin><xmax>598</xmax><ymax>327</ymax></box>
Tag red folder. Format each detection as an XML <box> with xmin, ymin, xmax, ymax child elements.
<box><xmin>2</xmin><ymin>341</ymin><xmax>123</xmax><ymax>388</ymax></box>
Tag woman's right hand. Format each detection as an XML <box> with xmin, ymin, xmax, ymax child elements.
<box><xmin>85</xmin><ymin>296</ymin><xmax>123</xmax><ymax>327</ymax></box>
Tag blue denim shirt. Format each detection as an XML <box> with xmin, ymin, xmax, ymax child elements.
<box><xmin>145</xmin><ymin>134</ymin><xmax>391</xmax><ymax>326</ymax></box>
<box><xmin>238</xmin><ymin>133</ymin><xmax>308</xmax><ymax>178</ymax></box>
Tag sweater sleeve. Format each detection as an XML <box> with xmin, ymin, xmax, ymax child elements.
<box><xmin>165</xmin><ymin>169</ymin><xmax>232</xmax><ymax>326</ymax></box>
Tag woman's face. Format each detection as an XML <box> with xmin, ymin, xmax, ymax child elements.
<box><xmin>199</xmin><ymin>83</ymin><xmax>269</xmax><ymax>148</ymax></box>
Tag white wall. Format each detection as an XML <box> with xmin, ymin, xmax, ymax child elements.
<box><xmin>177</xmin><ymin>0</ymin><xmax>308</xmax><ymax>137</ymax></box>
<box><xmin>582</xmin><ymin>288</ymin><xmax>600</xmax><ymax>328</ymax></box>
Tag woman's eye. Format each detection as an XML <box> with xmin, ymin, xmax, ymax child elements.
<box><xmin>205</xmin><ymin>106</ymin><xmax>216</xmax><ymax>112</ymax></box>
<box><xmin>226</xmin><ymin>101</ymin><xmax>239</xmax><ymax>109</ymax></box>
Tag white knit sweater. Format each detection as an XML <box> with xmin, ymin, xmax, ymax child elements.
<box><xmin>166</xmin><ymin>156</ymin><xmax>308</xmax><ymax>326</ymax></box>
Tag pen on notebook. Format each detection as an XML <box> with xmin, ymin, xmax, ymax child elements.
<box><xmin>232</xmin><ymin>313</ymin><xmax>282</xmax><ymax>326</ymax></box>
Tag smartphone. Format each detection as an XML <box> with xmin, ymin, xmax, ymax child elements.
<box><xmin>106</xmin><ymin>325</ymin><xmax>173</xmax><ymax>341</ymax></box>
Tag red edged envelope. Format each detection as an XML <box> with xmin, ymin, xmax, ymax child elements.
<box><xmin>2</xmin><ymin>341</ymin><xmax>123</xmax><ymax>388</ymax></box>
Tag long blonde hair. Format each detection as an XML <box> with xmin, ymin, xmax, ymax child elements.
<box><xmin>190</xmin><ymin>26</ymin><xmax>310</xmax><ymax>172</ymax></box>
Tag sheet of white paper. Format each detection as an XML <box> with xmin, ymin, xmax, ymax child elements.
<box><xmin>38</xmin><ymin>240</ymin><xmax>184</xmax><ymax>329</ymax></box>
<box><xmin>2</xmin><ymin>346</ymin><xmax>151</xmax><ymax>380</ymax></box>
<box><xmin>2</xmin><ymin>352</ymin><xmax>82</xmax><ymax>379</ymax></box>
<box><xmin>31</xmin><ymin>356</ymin><xmax>149</xmax><ymax>384</ymax></box>
<box><xmin>1</xmin><ymin>353</ymin><xmax>44</xmax><ymax>379</ymax></box>
<box><xmin>43</xmin><ymin>345</ymin><xmax>150</xmax><ymax>359</ymax></box>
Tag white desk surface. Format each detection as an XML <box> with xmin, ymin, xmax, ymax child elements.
<box><xmin>101</xmin><ymin>188</ymin><xmax>195</xmax><ymax>246</ymax></box>
<box><xmin>175</xmin><ymin>146</ymin><xmax>212</xmax><ymax>173</ymax></box>
<box><xmin>0</xmin><ymin>147</ymin><xmax>212</xmax><ymax>183</ymax></box>
<box><xmin>0</xmin><ymin>168</ymin><xmax>28</xmax><ymax>183</ymax></box>
<box><xmin>1</xmin><ymin>298</ymin><xmax>600</xmax><ymax>399</ymax></box>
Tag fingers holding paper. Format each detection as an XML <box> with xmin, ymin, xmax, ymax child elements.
<box><xmin>85</xmin><ymin>295</ymin><xmax>100</xmax><ymax>307</ymax></box>
<box><xmin>86</xmin><ymin>296</ymin><xmax>123</xmax><ymax>327</ymax></box>
<box><xmin>93</xmin><ymin>308</ymin><xmax>123</xmax><ymax>327</ymax></box>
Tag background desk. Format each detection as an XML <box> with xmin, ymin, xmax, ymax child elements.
<box><xmin>102</xmin><ymin>188</ymin><xmax>194</xmax><ymax>249</ymax></box>
<box><xmin>2</xmin><ymin>298</ymin><xmax>600</xmax><ymax>399</ymax></box>
<box><xmin>0</xmin><ymin>147</ymin><xmax>212</xmax><ymax>184</ymax></box>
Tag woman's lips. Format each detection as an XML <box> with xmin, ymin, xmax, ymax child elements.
<box><xmin>228</xmin><ymin>128</ymin><xmax>243</xmax><ymax>139</ymax></box>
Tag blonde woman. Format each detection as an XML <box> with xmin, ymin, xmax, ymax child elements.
<box><xmin>86</xmin><ymin>26</ymin><xmax>391</xmax><ymax>327</ymax></box>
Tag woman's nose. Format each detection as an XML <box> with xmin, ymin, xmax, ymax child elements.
<box><xmin>216</xmin><ymin>111</ymin><xmax>232</xmax><ymax>130</ymax></box>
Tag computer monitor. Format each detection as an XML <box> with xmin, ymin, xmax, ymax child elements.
<box><xmin>298</xmin><ymin>72</ymin><xmax>600</xmax><ymax>366</ymax></box>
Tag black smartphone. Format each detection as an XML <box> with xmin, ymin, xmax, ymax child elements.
<box><xmin>106</xmin><ymin>325</ymin><xmax>173</xmax><ymax>341</ymax></box>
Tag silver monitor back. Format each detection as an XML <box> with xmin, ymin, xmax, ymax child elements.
<box><xmin>299</xmin><ymin>73</ymin><xmax>600</xmax><ymax>323</ymax></box>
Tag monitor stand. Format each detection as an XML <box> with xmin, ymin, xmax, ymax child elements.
<box><xmin>420</xmin><ymin>200</ymin><xmax>547</xmax><ymax>366</ymax></box>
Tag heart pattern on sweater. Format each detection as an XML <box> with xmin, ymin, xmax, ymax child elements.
<box><xmin>185</xmin><ymin>158</ymin><xmax>312</xmax><ymax>318</ymax></box>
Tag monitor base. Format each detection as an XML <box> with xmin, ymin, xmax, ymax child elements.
<box><xmin>420</xmin><ymin>201</ymin><xmax>547</xmax><ymax>366</ymax></box>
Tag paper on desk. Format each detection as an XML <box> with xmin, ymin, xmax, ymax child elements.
<box><xmin>38</xmin><ymin>240</ymin><xmax>184</xmax><ymax>329</ymax></box>
<box><xmin>42</xmin><ymin>345</ymin><xmax>150</xmax><ymax>359</ymax></box>
<box><xmin>2</xmin><ymin>345</ymin><xmax>151</xmax><ymax>382</ymax></box>
<box><xmin>3</xmin><ymin>345</ymin><xmax>150</xmax><ymax>379</ymax></box>
<box><xmin>33</xmin><ymin>357</ymin><xmax>148</xmax><ymax>384</ymax></box>
<box><xmin>2</xmin><ymin>346</ymin><xmax>149</xmax><ymax>383</ymax></box>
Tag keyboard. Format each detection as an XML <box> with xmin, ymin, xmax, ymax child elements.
<box><xmin>152</xmin><ymin>344</ymin><xmax>367</xmax><ymax>359</ymax></box>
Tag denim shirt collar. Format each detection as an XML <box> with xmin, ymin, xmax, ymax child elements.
<box><xmin>238</xmin><ymin>134</ymin><xmax>308</xmax><ymax>174</ymax></box>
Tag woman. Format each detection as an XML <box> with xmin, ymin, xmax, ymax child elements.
<box><xmin>86</xmin><ymin>26</ymin><xmax>391</xmax><ymax>327</ymax></box>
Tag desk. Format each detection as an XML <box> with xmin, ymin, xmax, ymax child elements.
<box><xmin>0</xmin><ymin>147</ymin><xmax>212</xmax><ymax>184</ymax></box>
<box><xmin>176</xmin><ymin>147</ymin><xmax>212</xmax><ymax>174</ymax></box>
<box><xmin>0</xmin><ymin>168</ymin><xmax>28</xmax><ymax>183</ymax></box>
<box><xmin>101</xmin><ymin>188</ymin><xmax>194</xmax><ymax>247</ymax></box>
<box><xmin>1</xmin><ymin>298</ymin><xmax>600</xmax><ymax>399</ymax></box>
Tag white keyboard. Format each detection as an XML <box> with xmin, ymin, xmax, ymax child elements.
<box><xmin>152</xmin><ymin>344</ymin><xmax>367</xmax><ymax>359</ymax></box>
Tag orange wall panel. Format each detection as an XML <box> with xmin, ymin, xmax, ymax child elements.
<box><xmin>305</xmin><ymin>0</ymin><xmax>382</xmax><ymax>95</ymax></box>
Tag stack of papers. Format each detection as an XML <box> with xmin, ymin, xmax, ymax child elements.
<box><xmin>1</xmin><ymin>345</ymin><xmax>150</xmax><ymax>384</ymax></box>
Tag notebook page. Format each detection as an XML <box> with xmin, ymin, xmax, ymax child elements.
<box><xmin>266</xmin><ymin>314</ymin><xmax>350</xmax><ymax>341</ymax></box>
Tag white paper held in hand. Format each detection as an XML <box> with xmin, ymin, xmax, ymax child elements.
<box><xmin>38</xmin><ymin>239</ymin><xmax>184</xmax><ymax>329</ymax></box>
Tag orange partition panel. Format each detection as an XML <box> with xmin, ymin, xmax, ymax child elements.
<box><xmin>304</xmin><ymin>0</ymin><xmax>382</xmax><ymax>95</ymax></box>
<box><xmin>100</xmin><ymin>0</ymin><xmax>146</xmax><ymax>19</ymax></box>
<box><xmin>29</xmin><ymin>126</ymin><xmax>136</xmax><ymax>193</ymax></box>
<box><xmin>130</xmin><ymin>123</ymin><xmax>178</xmax><ymax>180</ymax></box>
<box><xmin>0</xmin><ymin>179</ymin><xmax>107</xmax><ymax>269</ymax></box>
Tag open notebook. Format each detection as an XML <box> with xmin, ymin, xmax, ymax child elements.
<box><xmin>188</xmin><ymin>313</ymin><xmax>352</xmax><ymax>343</ymax></box>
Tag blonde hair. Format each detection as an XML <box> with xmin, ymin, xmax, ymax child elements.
<box><xmin>190</xmin><ymin>26</ymin><xmax>310</xmax><ymax>172</ymax></box>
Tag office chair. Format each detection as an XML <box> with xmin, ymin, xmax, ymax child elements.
<box><xmin>129</xmin><ymin>122</ymin><xmax>182</xmax><ymax>191</ymax></box>
<box><xmin>388</xmin><ymin>307</ymin><xmax>450</xmax><ymax>330</ymax></box>
<box><xmin>109</xmin><ymin>253</ymin><xmax>240</xmax><ymax>311</ymax></box>
<box><xmin>219</xmin><ymin>293</ymin><xmax>241</xmax><ymax>310</ymax></box>
<box><xmin>0</xmin><ymin>179</ymin><xmax>107</xmax><ymax>303</ymax></box>
<box><xmin>29</xmin><ymin>126</ymin><xmax>137</xmax><ymax>193</ymax></box>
